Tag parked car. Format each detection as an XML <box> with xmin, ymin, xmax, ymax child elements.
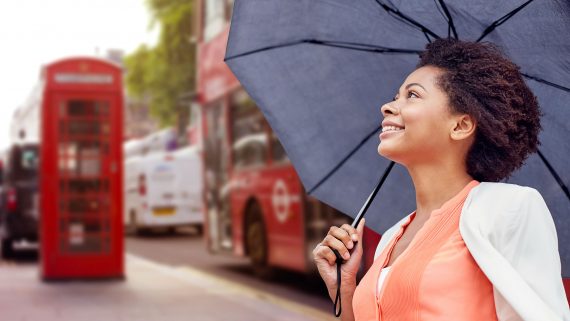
<box><xmin>0</xmin><ymin>144</ymin><xmax>39</xmax><ymax>257</ymax></box>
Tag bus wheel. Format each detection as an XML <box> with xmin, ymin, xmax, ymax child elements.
<box><xmin>1</xmin><ymin>238</ymin><xmax>14</xmax><ymax>259</ymax></box>
<box><xmin>246</xmin><ymin>203</ymin><xmax>274</xmax><ymax>279</ymax></box>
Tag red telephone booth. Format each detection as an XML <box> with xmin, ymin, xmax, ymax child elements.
<box><xmin>36</xmin><ymin>58</ymin><xmax>124</xmax><ymax>279</ymax></box>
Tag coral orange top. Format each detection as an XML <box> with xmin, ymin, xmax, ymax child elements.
<box><xmin>353</xmin><ymin>180</ymin><xmax>498</xmax><ymax>321</ymax></box>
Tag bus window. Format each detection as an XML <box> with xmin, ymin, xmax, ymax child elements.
<box><xmin>230</xmin><ymin>90</ymin><xmax>268</xmax><ymax>169</ymax></box>
<box><xmin>204</xmin><ymin>0</ymin><xmax>227</xmax><ymax>41</ymax></box>
<box><xmin>203</xmin><ymin>100</ymin><xmax>233</xmax><ymax>250</ymax></box>
<box><xmin>204</xmin><ymin>100</ymin><xmax>230</xmax><ymax>200</ymax></box>
<box><xmin>270</xmin><ymin>131</ymin><xmax>289</xmax><ymax>164</ymax></box>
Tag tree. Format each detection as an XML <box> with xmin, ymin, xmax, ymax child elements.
<box><xmin>124</xmin><ymin>0</ymin><xmax>196</xmax><ymax>127</ymax></box>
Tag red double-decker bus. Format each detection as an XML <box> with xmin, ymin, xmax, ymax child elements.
<box><xmin>196</xmin><ymin>31</ymin><xmax>349</xmax><ymax>275</ymax></box>
<box><xmin>194</xmin><ymin>2</ymin><xmax>380</xmax><ymax>276</ymax></box>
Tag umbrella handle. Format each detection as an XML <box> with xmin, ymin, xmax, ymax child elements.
<box><xmin>329</xmin><ymin>161</ymin><xmax>395</xmax><ymax>317</ymax></box>
<box><xmin>332</xmin><ymin>249</ymin><xmax>344</xmax><ymax>317</ymax></box>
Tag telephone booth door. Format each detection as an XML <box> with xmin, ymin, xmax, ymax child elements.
<box><xmin>41</xmin><ymin>92</ymin><xmax>123</xmax><ymax>279</ymax></box>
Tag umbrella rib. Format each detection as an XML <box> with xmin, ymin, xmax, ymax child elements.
<box><xmin>537</xmin><ymin>149</ymin><xmax>570</xmax><ymax>203</ymax></box>
<box><xmin>373</xmin><ymin>0</ymin><xmax>441</xmax><ymax>41</ymax></box>
<box><xmin>436</xmin><ymin>0</ymin><xmax>458</xmax><ymax>39</ymax></box>
<box><xmin>522</xmin><ymin>73</ymin><xmax>570</xmax><ymax>93</ymax></box>
<box><xmin>304</xmin><ymin>39</ymin><xmax>422</xmax><ymax>55</ymax></box>
<box><xmin>476</xmin><ymin>0</ymin><xmax>535</xmax><ymax>42</ymax></box>
<box><xmin>307</xmin><ymin>125</ymin><xmax>380</xmax><ymax>195</ymax></box>
<box><xmin>224</xmin><ymin>39</ymin><xmax>421</xmax><ymax>61</ymax></box>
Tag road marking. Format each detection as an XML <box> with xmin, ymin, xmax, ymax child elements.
<box><xmin>127</xmin><ymin>253</ymin><xmax>336</xmax><ymax>321</ymax></box>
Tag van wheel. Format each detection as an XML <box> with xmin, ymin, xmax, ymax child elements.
<box><xmin>245</xmin><ymin>203</ymin><xmax>274</xmax><ymax>279</ymax></box>
<box><xmin>1</xmin><ymin>238</ymin><xmax>14</xmax><ymax>259</ymax></box>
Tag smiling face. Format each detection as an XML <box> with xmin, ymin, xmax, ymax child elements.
<box><xmin>377</xmin><ymin>65</ymin><xmax>475</xmax><ymax>167</ymax></box>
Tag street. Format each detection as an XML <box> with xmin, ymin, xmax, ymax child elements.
<box><xmin>125</xmin><ymin>227</ymin><xmax>332</xmax><ymax>315</ymax></box>
<box><xmin>0</xmin><ymin>228</ymin><xmax>336</xmax><ymax>321</ymax></box>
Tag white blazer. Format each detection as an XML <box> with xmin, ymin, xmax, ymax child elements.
<box><xmin>373</xmin><ymin>182</ymin><xmax>570</xmax><ymax>321</ymax></box>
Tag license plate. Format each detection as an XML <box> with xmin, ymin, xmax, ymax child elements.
<box><xmin>152</xmin><ymin>208</ymin><xmax>175</xmax><ymax>216</ymax></box>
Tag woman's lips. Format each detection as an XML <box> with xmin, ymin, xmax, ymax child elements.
<box><xmin>379</xmin><ymin>129</ymin><xmax>404</xmax><ymax>140</ymax></box>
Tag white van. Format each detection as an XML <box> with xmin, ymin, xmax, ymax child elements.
<box><xmin>124</xmin><ymin>142</ymin><xmax>203</xmax><ymax>234</ymax></box>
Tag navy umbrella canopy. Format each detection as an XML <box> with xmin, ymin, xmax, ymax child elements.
<box><xmin>224</xmin><ymin>0</ymin><xmax>570</xmax><ymax>276</ymax></box>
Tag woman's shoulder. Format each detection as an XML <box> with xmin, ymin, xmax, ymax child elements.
<box><xmin>473</xmin><ymin>181</ymin><xmax>541</xmax><ymax>199</ymax></box>
<box><xmin>461</xmin><ymin>183</ymin><xmax>567</xmax><ymax>321</ymax></box>
<box><xmin>466</xmin><ymin>181</ymin><xmax>544</xmax><ymax>213</ymax></box>
<box><xmin>462</xmin><ymin>181</ymin><xmax>552</xmax><ymax>236</ymax></box>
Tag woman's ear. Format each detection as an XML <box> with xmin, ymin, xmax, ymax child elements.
<box><xmin>450</xmin><ymin>114</ymin><xmax>476</xmax><ymax>141</ymax></box>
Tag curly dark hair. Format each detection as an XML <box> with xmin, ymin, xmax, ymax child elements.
<box><xmin>418</xmin><ymin>38</ymin><xmax>542</xmax><ymax>182</ymax></box>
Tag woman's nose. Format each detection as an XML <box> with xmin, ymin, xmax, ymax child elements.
<box><xmin>381</xmin><ymin>102</ymin><xmax>398</xmax><ymax>117</ymax></box>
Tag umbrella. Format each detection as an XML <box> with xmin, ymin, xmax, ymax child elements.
<box><xmin>224</xmin><ymin>0</ymin><xmax>570</xmax><ymax>281</ymax></box>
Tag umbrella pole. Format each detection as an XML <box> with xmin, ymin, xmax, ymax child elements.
<box><xmin>331</xmin><ymin>161</ymin><xmax>395</xmax><ymax>317</ymax></box>
<box><xmin>351</xmin><ymin>161</ymin><xmax>396</xmax><ymax>229</ymax></box>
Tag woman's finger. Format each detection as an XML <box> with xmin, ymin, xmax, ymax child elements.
<box><xmin>356</xmin><ymin>219</ymin><xmax>365</xmax><ymax>245</ymax></box>
<box><xmin>340</xmin><ymin>224</ymin><xmax>359</xmax><ymax>242</ymax></box>
<box><xmin>322</xmin><ymin>234</ymin><xmax>351</xmax><ymax>260</ymax></box>
<box><xmin>329</xmin><ymin>226</ymin><xmax>354</xmax><ymax>250</ymax></box>
<box><xmin>314</xmin><ymin>244</ymin><xmax>338</xmax><ymax>265</ymax></box>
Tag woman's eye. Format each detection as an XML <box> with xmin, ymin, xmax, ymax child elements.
<box><xmin>407</xmin><ymin>91</ymin><xmax>419</xmax><ymax>98</ymax></box>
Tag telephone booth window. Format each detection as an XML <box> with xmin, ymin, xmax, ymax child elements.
<box><xmin>57</xmin><ymin>99</ymin><xmax>112</xmax><ymax>254</ymax></box>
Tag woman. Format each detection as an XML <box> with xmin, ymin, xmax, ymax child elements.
<box><xmin>313</xmin><ymin>38</ymin><xmax>570</xmax><ymax>321</ymax></box>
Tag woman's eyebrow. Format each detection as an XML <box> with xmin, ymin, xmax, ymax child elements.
<box><xmin>394</xmin><ymin>82</ymin><xmax>428</xmax><ymax>97</ymax></box>
<box><xmin>405</xmin><ymin>82</ymin><xmax>427</xmax><ymax>92</ymax></box>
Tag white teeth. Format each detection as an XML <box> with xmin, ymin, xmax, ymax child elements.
<box><xmin>382</xmin><ymin>125</ymin><xmax>404</xmax><ymax>133</ymax></box>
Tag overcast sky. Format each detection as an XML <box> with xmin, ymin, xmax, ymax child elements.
<box><xmin>0</xmin><ymin>0</ymin><xmax>158</xmax><ymax>150</ymax></box>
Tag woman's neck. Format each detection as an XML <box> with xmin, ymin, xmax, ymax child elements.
<box><xmin>406</xmin><ymin>160</ymin><xmax>474</xmax><ymax>220</ymax></box>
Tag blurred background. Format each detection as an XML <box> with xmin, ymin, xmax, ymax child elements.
<box><xmin>0</xmin><ymin>1</ymin><xmax>365</xmax><ymax>320</ymax></box>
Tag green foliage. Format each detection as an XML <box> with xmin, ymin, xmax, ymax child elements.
<box><xmin>124</xmin><ymin>0</ymin><xmax>196</xmax><ymax>127</ymax></box>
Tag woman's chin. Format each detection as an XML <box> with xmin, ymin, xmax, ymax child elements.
<box><xmin>377</xmin><ymin>143</ymin><xmax>392</xmax><ymax>158</ymax></box>
<box><xmin>377</xmin><ymin>143</ymin><xmax>401</xmax><ymax>161</ymax></box>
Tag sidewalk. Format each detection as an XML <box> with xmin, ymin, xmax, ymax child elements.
<box><xmin>0</xmin><ymin>254</ymin><xmax>336</xmax><ymax>321</ymax></box>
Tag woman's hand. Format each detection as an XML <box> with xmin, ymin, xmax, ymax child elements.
<box><xmin>313</xmin><ymin>219</ymin><xmax>365</xmax><ymax>300</ymax></box>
